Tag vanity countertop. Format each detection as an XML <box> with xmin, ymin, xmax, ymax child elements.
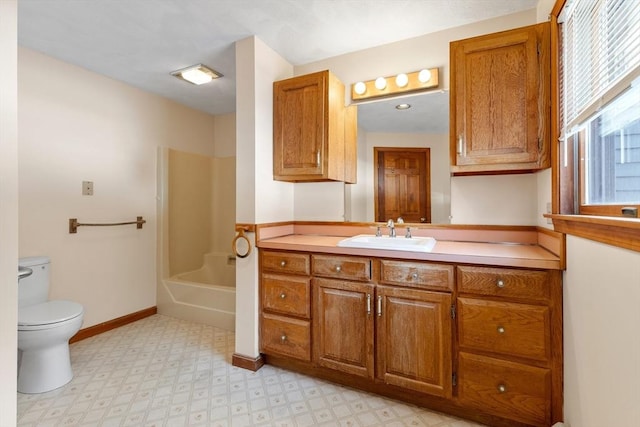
<box><xmin>257</xmin><ymin>233</ymin><xmax>562</xmax><ymax>270</ymax></box>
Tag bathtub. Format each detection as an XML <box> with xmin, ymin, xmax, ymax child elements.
<box><xmin>159</xmin><ymin>252</ymin><xmax>236</xmax><ymax>331</ymax></box>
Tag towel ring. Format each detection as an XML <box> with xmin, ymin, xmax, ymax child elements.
<box><xmin>232</xmin><ymin>229</ymin><xmax>252</xmax><ymax>258</ymax></box>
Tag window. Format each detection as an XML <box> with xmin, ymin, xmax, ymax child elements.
<box><xmin>558</xmin><ymin>0</ymin><xmax>640</xmax><ymax>217</ymax></box>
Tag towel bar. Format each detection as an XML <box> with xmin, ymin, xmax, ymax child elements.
<box><xmin>69</xmin><ymin>216</ymin><xmax>146</xmax><ymax>234</ymax></box>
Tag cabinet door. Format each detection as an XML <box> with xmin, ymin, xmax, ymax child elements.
<box><xmin>313</xmin><ymin>278</ymin><xmax>374</xmax><ymax>379</ymax></box>
<box><xmin>376</xmin><ymin>285</ymin><xmax>452</xmax><ymax>398</ymax></box>
<box><xmin>274</xmin><ymin>71</ymin><xmax>326</xmax><ymax>179</ymax></box>
<box><xmin>450</xmin><ymin>23</ymin><xmax>550</xmax><ymax>174</ymax></box>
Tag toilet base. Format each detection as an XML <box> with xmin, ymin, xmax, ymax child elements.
<box><xmin>17</xmin><ymin>341</ymin><xmax>73</xmax><ymax>394</ymax></box>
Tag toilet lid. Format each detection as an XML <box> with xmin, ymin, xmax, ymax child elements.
<box><xmin>18</xmin><ymin>300</ymin><xmax>84</xmax><ymax>326</ymax></box>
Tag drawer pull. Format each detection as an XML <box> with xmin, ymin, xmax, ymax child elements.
<box><xmin>280</xmin><ymin>293</ymin><xmax>286</xmax><ymax>299</ymax></box>
<box><xmin>280</xmin><ymin>334</ymin><xmax>287</xmax><ymax>342</ymax></box>
<box><xmin>497</xmin><ymin>326</ymin><xmax>506</xmax><ymax>334</ymax></box>
<box><xmin>496</xmin><ymin>279</ymin><xmax>505</xmax><ymax>288</ymax></box>
<box><xmin>335</xmin><ymin>265</ymin><xmax>342</xmax><ymax>272</ymax></box>
<box><xmin>366</xmin><ymin>293</ymin><xmax>371</xmax><ymax>315</ymax></box>
<box><xmin>411</xmin><ymin>272</ymin><xmax>418</xmax><ymax>280</ymax></box>
<box><xmin>377</xmin><ymin>295</ymin><xmax>382</xmax><ymax>317</ymax></box>
<box><xmin>497</xmin><ymin>384</ymin><xmax>507</xmax><ymax>393</ymax></box>
<box><xmin>280</xmin><ymin>261</ymin><xmax>286</xmax><ymax>267</ymax></box>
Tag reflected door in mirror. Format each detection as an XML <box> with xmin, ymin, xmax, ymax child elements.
<box><xmin>375</xmin><ymin>148</ymin><xmax>431</xmax><ymax>223</ymax></box>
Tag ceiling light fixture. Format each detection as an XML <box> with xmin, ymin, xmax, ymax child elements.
<box><xmin>395</xmin><ymin>103</ymin><xmax>411</xmax><ymax>110</ymax></box>
<box><xmin>351</xmin><ymin>67</ymin><xmax>439</xmax><ymax>101</ymax></box>
<box><xmin>171</xmin><ymin>64</ymin><xmax>223</xmax><ymax>85</ymax></box>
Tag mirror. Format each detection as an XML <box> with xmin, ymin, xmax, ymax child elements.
<box><xmin>345</xmin><ymin>90</ymin><xmax>451</xmax><ymax>224</ymax></box>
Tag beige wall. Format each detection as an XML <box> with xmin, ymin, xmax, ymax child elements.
<box><xmin>18</xmin><ymin>47</ymin><xmax>217</xmax><ymax>328</ymax></box>
<box><xmin>563</xmin><ymin>237</ymin><xmax>640</xmax><ymax>426</ymax></box>
<box><xmin>0</xmin><ymin>0</ymin><xmax>18</xmax><ymax>424</ymax></box>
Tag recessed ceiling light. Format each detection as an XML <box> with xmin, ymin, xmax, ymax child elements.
<box><xmin>395</xmin><ymin>103</ymin><xmax>412</xmax><ymax>110</ymax></box>
<box><xmin>171</xmin><ymin>64</ymin><xmax>223</xmax><ymax>85</ymax></box>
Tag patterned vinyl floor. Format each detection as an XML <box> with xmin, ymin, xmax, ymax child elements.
<box><xmin>17</xmin><ymin>314</ymin><xmax>485</xmax><ymax>427</ymax></box>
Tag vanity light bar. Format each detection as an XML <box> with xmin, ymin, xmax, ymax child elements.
<box><xmin>351</xmin><ymin>67</ymin><xmax>439</xmax><ymax>101</ymax></box>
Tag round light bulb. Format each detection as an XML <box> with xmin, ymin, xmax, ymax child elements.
<box><xmin>375</xmin><ymin>77</ymin><xmax>387</xmax><ymax>90</ymax></box>
<box><xmin>354</xmin><ymin>81</ymin><xmax>366</xmax><ymax>95</ymax></box>
<box><xmin>418</xmin><ymin>69</ymin><xmax>432</xmax><ymax>83</ymax></box>
<box><xmin>395</xmin><ymin>73</ymin><xmax>409</xmax><ymax>88</ymax></box>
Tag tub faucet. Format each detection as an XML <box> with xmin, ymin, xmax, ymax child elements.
<box><xmin>387</xmin><ymin>219</ymin><xmax>396</xmax><ymax>238</ymax></box>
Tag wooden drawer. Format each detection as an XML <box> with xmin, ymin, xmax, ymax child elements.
<box><xmin>457</xmin><ymin>266</ymin><xmax>551</xmax><ymax>302</ymax></box>
<box><xmin>458</xmin><ymin>352</ymin><xmax>551</xmax><ymax>426</ymax></box>
<box><xmin>262</xmin><ymin>274</ymin><xmax>310</xmax><ymax>318</ymax></box>
<box><xmin>380</xmin><ymin>260</ymin><xmax>453</xmax><ymax>291</ymax></box>
<box><xmin>262</xmin><ymin>251</ymin><xmax>310</xmax><ymax>276</ymax></box>
<box><xmin>312</xmin><ymin>254</ymin><xmax>371</xmax><ymax>281</ymax></box>
<box><xmin>458</xmin><ymin>297</ymin><xmax>550</xmax><ymax>362</ymax></box>
<box><xmin>261</xmin><ymin>313</ymin><xmax>311</xmax><ymax>361</ymax></box>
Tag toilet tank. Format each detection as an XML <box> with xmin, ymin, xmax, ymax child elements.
<box><xmin>18</xmin><ymin>256</ymin><xmax>51</xmax><ymax>308</ymax></box>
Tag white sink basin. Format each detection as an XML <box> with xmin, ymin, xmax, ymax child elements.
<box><xmin>337</xmin><ymin>234</ymin><xmax>437</xmax><ymax>253</ymax></box>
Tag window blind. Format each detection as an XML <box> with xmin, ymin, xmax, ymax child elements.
<box><xmin>560</xmin><ymin>0</ymin><xmax>640</xmax><ymax>131</ymax></box>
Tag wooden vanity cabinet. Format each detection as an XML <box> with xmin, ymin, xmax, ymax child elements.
<box><xmin>450</xmin><ymin>22</ymin><xmax>550</xmax><ymax>175</ymax></box>
<box><xmin>456</xmin><ymin>265</ymin><xmax>563</xmax><ymax>426</ymax></box>
<box><xmin>312</xmin><ymin>254</ymin><xmax>374</xmax><ymax>378</ymax></box>
<box><xmin>259</xmin><ymin>251</ymin><xmax>312</xmax><ymax>361</ymax></box>
<box><xmin>273</xmin><ymin>70</ymin><xmax>357</xmax><ymax>183</ymax></box>
<box><xmin>259</xmin><ymin>251</ymin><xmax>562</xmax><ymax>427</ymax></box>
<box><xmin>312</xmin><ymin>256</ymin><xmax>454</xmax><ymax>397</ymax></box>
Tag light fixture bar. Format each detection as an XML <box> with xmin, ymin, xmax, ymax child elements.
<box><xmin>171</xmin><ymin>64</ymin><xmax>223</xmax><ymax>85</ymax></box>
<box><xmin>351</xmin><ymin>67</ymin><xmax>439</xmax><ymax>101</ymax></box>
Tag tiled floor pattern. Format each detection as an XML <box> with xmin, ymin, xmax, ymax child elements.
<box><xmin>17</xmin><ymin>314</ymin><xmax>485</xmax><ymax>427</ymax></box>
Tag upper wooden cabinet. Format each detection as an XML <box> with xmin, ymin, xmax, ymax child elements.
<box><xmin>450</xmin><ymin>23</ymin><xmax>550</xmax><ymax>175</ymax></box>
<box><xmin>273</xmin><ymin>70</ymin><xmax>357</xmax><ymax>183</ymax></box>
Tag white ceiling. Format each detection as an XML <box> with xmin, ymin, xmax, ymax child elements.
<box><xmin>18</xmin><ymin>0</ymin><xmax>538</xmax><ymax>132</ymax></box>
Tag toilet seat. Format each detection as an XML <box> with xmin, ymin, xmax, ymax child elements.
<box><xmin>19</xmin><ymin>300</ymin><xmax>84</xmax><ymax>331</ymax></box>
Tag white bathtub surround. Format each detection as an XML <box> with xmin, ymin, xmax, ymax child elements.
<box><xmin>157</xmin><ymin>146</ymin><xmax>237</xmax><ymax>331</ymax></box>
<box><xmin>173</xmin><ymin>252</ymin><xmax>236</xmax><ymax>286</ymax></box>
<box><xmin>159</xmin><ymin>252</ymin><xmax>236</xmax><ymax>331</ymax></box>
<box><xmin>16</xmin><ymin>315</ymin><xmax>484</xmax><ymax>426</ymax></box>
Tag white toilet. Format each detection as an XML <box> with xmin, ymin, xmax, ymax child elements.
<box><xmin>17</xmin><ymin>256</ymin><xmax>84</xmax><ymax>394</ymax></box>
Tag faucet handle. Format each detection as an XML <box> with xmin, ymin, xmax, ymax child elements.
<box><xmin>375</xmin><ymin>226</ymin><xmax>382</xmax><ymax>237</ymax></box>
<box><xmin>405</xmin><ymin>227</ymin><xmax>412</xmax><ymax>238</ymax></box>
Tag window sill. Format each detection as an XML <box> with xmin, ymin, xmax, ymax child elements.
<box><xmin>545</xmin><ymin>214</ymin><xmax>640</xmax><ymax>252</ymax></box>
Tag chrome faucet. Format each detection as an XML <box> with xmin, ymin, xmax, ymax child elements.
<box><xmin>387</xmin><ymin>219</ymin><xmax>396</xmax><ymax>238</ymax></box>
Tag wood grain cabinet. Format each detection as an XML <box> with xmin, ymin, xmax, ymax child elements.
<box><xmin>312</xmin><ymin>255</ymin><xmax>454</xmax><ymax>398</ymax></box>
<box><xmin>273</xmin><ymin>70</ymin><xmax>357</xmax><ymax>183</ymax></box>
<box><xmin>259</xmin><ymin>251</ymin><xmax>312</xmax><ymax>361</ymax></box>
<box><xmin>456</xmin><ymin>265</ymin><xmax>563</xmax><ymax>426</ymax></box>
<box><xmin>450</xmin><ymin>22</ymin><xmax>550</xmax><ymax>175</ymax></box>
<box><xmin>259</xmin><ymin>251</ymin><xmax>563</xmax><ymax>427</ymax></box>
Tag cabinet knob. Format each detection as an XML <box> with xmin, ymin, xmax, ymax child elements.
<box><xmin>496</xmin><ymin>279</ymin><xmax>505</xmax><ymax>288</ymax></box>
<box><xmin>280</xmin><ymin>293</ymin><xmax>286</xmax><ymax>299</ymax></box>
<box><xmin>497</xmin><ymin>384</ymin><xmax>507</xmax><ymax>393</ymax></box>
<box><xmin>497</xmin><ymin>326</ymin><xmax>505</xmax><ymax>334</ymax></box>
<box><xmin>280</xmin><ymin>260</ymin><xmax>286</xmax><ymax>267</ymax></box>
<box><xmin>335</xmin><ymin>265</ymin><xmax>341</xmax><ymax>272</ymax></box>
<box><xmin>411</xmin><ymin>272</ymin><xmax>418</xmax><ymax>280</ymax></box>
<box><xmin>280</xmin><ymin>335</ymin><xmax>287</xmax><ymax>342</ymax></box>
